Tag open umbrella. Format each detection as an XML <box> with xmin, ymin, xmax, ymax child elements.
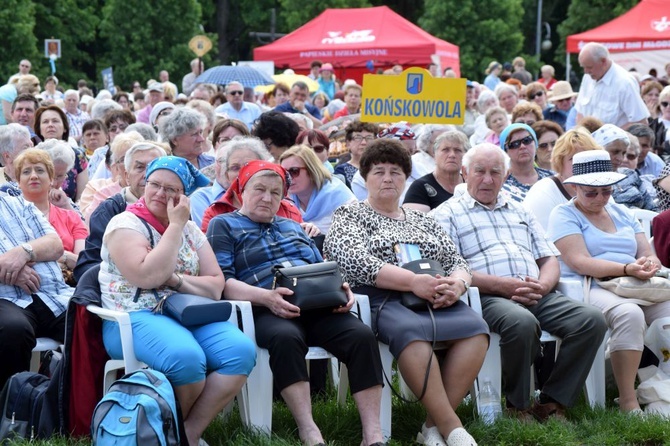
<box><xmin>256</xmin><ymin>74</ymin><xmax>320</xmax><ymax>93</ymax></box>
<box><xmin>195</xmin><ymin>65</ymin><xmax>274</xmax><ymax>88</ymax></box>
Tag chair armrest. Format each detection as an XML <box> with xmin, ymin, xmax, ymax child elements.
<box><xmin>228</xmin><ymin>300</ymin><xmax>257</xmax><ymax>343</ymax></box>
<box><xmin>464</xmin><ymin>287</ymin><xmax>483</xmax><ymax>315</ymax></box>
<box><xmin>556</xmin><ymin>278</ymin><xmax>585</xmax><ymax>303</ymax></box>
<box><xmin>86</xmin><ymin>305</ymin><xmax>141</xmax><ymax>372</ymax></box>
<box><xmin>353</xmin><ymin>294</ymin><xmax>371</xmax><ymax>327</ymax></box>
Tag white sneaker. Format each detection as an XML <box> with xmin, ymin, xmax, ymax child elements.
<box><xmin>445</xmin><ymin>427</ymin><xmax>477</xmax><ymax>446</ymax></box>
<box><xmin>416</xmin><ymin>423</ymin><xmax>447</xmax><ymax>446</ymax></box>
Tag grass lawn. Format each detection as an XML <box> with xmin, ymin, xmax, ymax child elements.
<box><xmin>16</xmin><ymin>383</ymin><xmax>670</xmax><ymax>445</ymax></box>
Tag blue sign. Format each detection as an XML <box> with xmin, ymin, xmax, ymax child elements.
<box><xmin>406</xmin><ymin>73</ymin><xmax>423</xmax><ymax>95</ymax></box>
<box><xmin>101</xmin><ymin>67</ymin><xmax>117</xmax><ymax>95</ymax></box>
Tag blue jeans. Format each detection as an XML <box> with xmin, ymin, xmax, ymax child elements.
<box><xmin>102</xmin><ymin>309</ymin><xmax>256</xmax><ymax>386</ymax></box>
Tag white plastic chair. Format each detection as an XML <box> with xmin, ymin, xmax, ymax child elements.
<box><xmin>30</xmin><ymin>337</ymin><xmax>61</xmax><ymax>372</ymax></box>
<box><xmin>632</xmin><ymin>208</ymin><xmax>658</xmax><ymax>240</ymax></box>
<box><xmin>239</xmin><ymin>294</ymin><xmax>373</xmax><ymax>435</ymax></box>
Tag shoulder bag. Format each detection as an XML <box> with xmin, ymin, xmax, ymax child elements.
<box><xmin>400</xmin><ymin>259</ymin><xmax>445</xmax><ymax>310</ymax></box>
<box><xmin>271</xmin><ymin>261</ymin><xmax>348</xmax><ymax>311</ymax></box>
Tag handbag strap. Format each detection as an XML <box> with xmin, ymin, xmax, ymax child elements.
<box><xmin>375</xmin><ymin>293</ymin><xmax>436</xmax><ymax>404</ymax></box>
<box><xmin>133</xmin><ymin>216</ymin><xmax>161</xmax><ymax>303</ymax></box>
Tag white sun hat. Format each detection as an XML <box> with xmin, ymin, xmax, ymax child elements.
<box><xmin>563</xmin><ymin>150</ymin><xmax>626</xmax><ymax>187</ymax></box>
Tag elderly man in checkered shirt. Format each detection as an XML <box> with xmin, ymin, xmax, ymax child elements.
<box><xmin>430</xmin><ymin>142</ymin><xmax>606</xmax><ymax>422</ymax></box>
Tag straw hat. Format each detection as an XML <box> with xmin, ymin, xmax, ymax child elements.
<box><xmin>563</xmin><ymin>151</ymin><xmax>626</xmax><ymax>186</ymax></box>
<box><xmin>548</xmin><ymin>81</ymin><xmax>578</xmax><ymax>102</ymax></box>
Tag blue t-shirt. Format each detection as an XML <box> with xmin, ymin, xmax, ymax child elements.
<box><xmin>547</xmin><ymin>200</ymin><xmax>642</xmax><ymax>280</ymax></box>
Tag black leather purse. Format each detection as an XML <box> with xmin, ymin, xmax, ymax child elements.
<box><xmin>400</xmin><ymin>259</ymin><xmax>445</xmax><ymax>310</ymax></box>
<box><xmin>154</xmin><ymin>293</ymin><xmax>232</xmax><ymax>326</ymax></box>
<box><xmin>271</xmin><ymin>261</ymin><xmax>348</xmax><ymax>311</ymax></box>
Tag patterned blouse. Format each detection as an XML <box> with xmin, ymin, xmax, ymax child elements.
<box><xmin>99</xmin><ymin>212</ymin><xmax>206</xmax><ymax>312</ymax></box>
<box><xmin>323</xmin><ymin>201</ymin><xmax>470</xmax><ymax>289</ymax></box>
<box><xmin>502</xmin><ymin>166</ymin><xmax>554</xmax><ymax>203</ymax></box>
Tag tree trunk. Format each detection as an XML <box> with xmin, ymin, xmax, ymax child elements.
<box><xmin>216</xmin><ymin>0</ymin><xmax>231</xmax><ymax>64</ymax></box>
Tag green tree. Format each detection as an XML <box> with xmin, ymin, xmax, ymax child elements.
<box><xmin>0</xmin><ymin>1</ymin><xmax>40</xmax><ymax>82</ymax></box>
<box><xmin>419</xmin><ymin>0</ymin><xmax>525</xmax><ymax>81</ymax></box>
<box><xmin>557</xmin><ymin>0</ymin><xmax>639</xmax><ymax>75</ymax></box>
<box><xmin>278</xmin><ymin>0</ymin><xmax>371</xmax><ymax>34</ymax></box>
<box><xmin>98</xmin><ymin>0</ymin><xmax>202</xmax><ymax>90</ymax></box>
<box><xmin>32</xmin><ymin>0</ymin><xmax>101</xmax><ymax>89</ymax></box>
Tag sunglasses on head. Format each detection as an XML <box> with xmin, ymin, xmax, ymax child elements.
<box><xmin>506</xmin><ymin>135</ymin><xmax>534</xmax><ymax>150</ymax></box>
<box><xmin>286</xmin><ymin>167</ymin><xmax>307</xmax><ymax>178</ymax></box>
<box><xmin>530</xmin><ymin>91</ymin><xmax>545</xmax><ymax>99</ymax></box>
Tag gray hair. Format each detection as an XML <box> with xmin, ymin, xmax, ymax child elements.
<box><xmin>36</xmin><ymin>139</ymin><xmax>76</xmax><ymax>171</ymax></box>
<box><xmin>494</xmin><ymin>83</ymin><xmax>518</xmax><ymax>99</ymax></box>
<box><xmin>462</xmin><ymin>142</ymin><xmax>510</xmax><ymax>174</ymax></box>
<box><xmin>125</xmin><ymin>123</ymin><xmax>158</xmax><ymax>141</ymax></box>
<box><xmin>225</xmin><ymin>81</ymin><xmax>244</xmax><ymax>93</ymax></box>
<box><xmin>287</xmin><ymin>113</ymin><xmax>313</xmax><ymax>130</ymax></box>
<box><xmin>159</xmin><ymin>107</ymin><xmax>206</xmax><ymax>146</ymax></box>
<box><xmin>217</xmin><ymin>136</ymin><xmax>270</xmax><ymax>173</ymax></box>
<box><xmin>627</xmin><ymin>134</ymin><xmax>641</xmax><ymax>156</ymax></box>
<box><xmin>477</xmin><ymin>90</ymin><xmax>499</xmax><ymax>114</ymax></box>
<box><xmin>90</xmin><ymin>99</ymin><xmax>122</xmax><ymax>120</ymax></box>
<box><xmin>416</xmin><ymin>125</ymin><xmax>453</xmax><ymax>153</ymax></box>
<box><xmin>0</xmin><ymin>124</ymin><xmax>30</xmax><ymax>156</ymax></box>
<box><xmin>292</xmin><ymin>81</ymin><xmax>309</xmax><ymax>91</ymax></box>
<box><xmin>434</xmin><ymin>130</ymin><xmax>471</xmax><ymax>154</ymax></box>
<box><xmin>63</xmin><ymin>89</ymin><xmax>78</xmax><ymax>99</ymax></box>
<box><xmin>124</xmin><ymin>142</ymin><xmax>167</xmax><ymax>171</ymax></box>
<box><xmin>627</xmin><ymin>123</ymin><xmax>655</xmax><ymax>145</ymax></box>
<box><xmin>187</xmin><ymin>100</ymin><xmax>216</xmax><ymax>128</ymax></box>
<box><xmin>581</xmin><ymin>42</ymin><xmax>610</xmax><ymax>62</ymax></box>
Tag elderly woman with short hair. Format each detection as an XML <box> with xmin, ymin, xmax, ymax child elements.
<box><xmin>412</xmin><ymin>125</ymin><xmax>452</xmax><ymax>178</ymax></box>
<box><xmin>525</xmin><ymin>82</ymin><xmax>549</xmax><ymax>111</ymax></box>
<box><xmin>649</xmin><ymin>85</ymin><xmax>670</xmax><ymax>159</ymax></box>
<box><xmin>483</xmin><ymin>106</ymin><xmax>508</xmax><ymax>146</ymax></box>
<box><xmin>512</xmin><ymin>102</ymin><xmax>543</xmax><ymax>127</ymax></box>
<box><xmin>495</xmin><ymin>83</ymin><xmax>519</xmax><ymax>115</ymax></box>
<box><xmin>404</xmin><ymin>130</ymin><xmax>470</xmax><ymax>213</ymax></box>
<box><xmin>531</xmin><ymin>120</ymin><xmax>564</xmax><ymax>171</ymax></box>
<box><xmin>159</xmin><ymin>107</ymin><xmax>214</xmax><ymax>170</ymax></box>
<box><xmin>469</xmin><ymin>90</ymin><xmax>500</xmax><ymax>145</ymax></box>
<box><xmin>641</xmin><ymin>80</ymin><xmax>663</xmax><ymax>120</ymax></box>
<box><xmin>191</xmin><ymin>136</ymin><xmax>270</xmax><ymax>228</ymax></box>
<box><xmin>539</xmin><ymin>65</ymin><xmax>557</xmax><ymax>90</ymax></box>
<box><xmin>211</xmin><ymin>119</ymin><xmax>250</xmax><ymax>152</ymax></box>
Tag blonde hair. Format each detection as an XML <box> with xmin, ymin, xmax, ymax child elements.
<box><xmin>551</xmin><ymin>128</ymin><xmax>602</xmax><ymax>173</ymax></box>
<box><xmin>278</xmin><ymin>144</ymin><xmax>331</xmax><ymax>190</ymax></box>
<box><xmin>14</xmin><ymin>148</ymin><xmax>55</xmax><ymax>181</ymax></box>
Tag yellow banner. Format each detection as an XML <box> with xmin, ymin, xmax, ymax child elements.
<box><xmin>361</xmin><ymin>67</ymin><xmax>465</xmax><ymax>125</ymax></box>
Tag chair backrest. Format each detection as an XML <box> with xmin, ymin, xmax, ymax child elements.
<box><xmin>632</xmin><ymin>208</ymin><xmax>658</xmax><ymax>240</ymax></box>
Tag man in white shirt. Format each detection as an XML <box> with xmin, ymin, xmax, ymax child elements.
<box><xmin>575</xmin><ymin>42</ymin><xmax>648</xmax><ymax>129</ymax></box>
<box><xmin>214</xmin><ymin>81</ymin><xmax>261</xmax><ymax>130</ymax></box>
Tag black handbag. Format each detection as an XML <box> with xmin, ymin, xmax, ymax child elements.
<box><xmin>271</xmin><ymin>261</ymin><xmax>348</xmax><ymax>311</ymax></box>
<box><xmin>400</xmin><ymin>259</ymin><xmax>445</xmax><ymax>310</ymax></box>
<box><xmin>154</xmin><ymin>293</ymin><xmax>232</xmax><ymax>327</ymax></box>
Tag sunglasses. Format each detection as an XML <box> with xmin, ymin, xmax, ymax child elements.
<box><xmin>530</xmin><ymin>91</ymin><xmax>545</xmax><ymax>99</ymax></box>
<box><xmin>228</xmin><ymin>91</ymin><xmax>244</xmax><ymax>96</ymax></box>
<box><xmin>311</xmin><ymin>144</ymin><xmax>327</xmax><ymax>153</ymax></box>
<box><xmin>286</xmin><ymin>167</ymin><xmax>307</xmax><ymax>178</ymax></box>
<box><xmin>661</xmin><ymin>101</ymin><xmax>670</xmax><ymax>108</ymax></box>
<box><xmin>506</xmin><ymin>135</ymin><xmax>535</xmax><ymax>150</ymax></box>
<box><xmin>583</xmin><ymin>189</ymin><xmax>612</xmax><ymax>198</ymax></box>
<box><xmin>538</xmin><ymin>140</ymin><xmax>557</xmax><ymax>150</ymax></box>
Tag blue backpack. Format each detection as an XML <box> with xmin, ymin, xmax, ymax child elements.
<box><xmin>91</xmin><ymin>369</ymin><xmax>181</xmax><ymax>446</ymax></box>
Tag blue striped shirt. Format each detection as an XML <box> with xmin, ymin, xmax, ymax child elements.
<box><xmin>207</xmin><ymin>211</ymin><xmax>322</xmax><ymax>289</ymax></box>
<box><xmin>0</xmin><ymin>194</ymin><xmax>73</xmax><ymax>316</ymax></box>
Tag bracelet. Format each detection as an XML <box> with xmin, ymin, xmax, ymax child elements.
<box><xmin>173</xmin><ymin>273</ymin><xmax>184</xmax><ymax>291</ymax></box>
<box><xmin>623</xmin><ymin>263</ymin><xmax>629</xmax><ymax>276</ymax></box>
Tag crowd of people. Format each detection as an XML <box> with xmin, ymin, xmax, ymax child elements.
<box><xmin>1</xmin><ymin>41</ymin><xmax>670</xmax><ymax>446</ymax></box>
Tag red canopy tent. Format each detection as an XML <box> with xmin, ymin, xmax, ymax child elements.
<box><xmin>253</xmin><ymin>6</ymin><xmax>460</xmax><ymax>83</ymax></box>
<box><xmin>566</xmin><ymin>0</ymin><xmax>670</xmax><ymax>75</ymax></box>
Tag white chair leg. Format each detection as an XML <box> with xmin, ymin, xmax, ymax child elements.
<box><xmin>378</xmin><ymin>342</ymin><xmax>393</xmax><ymax>442</ymax></box>
<box><xmin>584</xmin><ymin>336</ymin><xmax>607</xmax><ymax>407</ymax></box>
<box><xmin>475</xmin><ymin>333</ymin><xmax>502</xmax><ymax>415</ymax></box>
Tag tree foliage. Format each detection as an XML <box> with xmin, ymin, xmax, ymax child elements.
<box><xmin>0</xmin><ymin>1</ymin><xmax>40</xmax><ymax>82</ymax></box>
<box><xmin>419</xmin><ymin>0</ymin><xmax>525</xmax><ymax>81</ymax></box>
<box><xmin>98</xmin><ymin>0</ymin><xmax>202</xmax><ymax>90</ymax></box>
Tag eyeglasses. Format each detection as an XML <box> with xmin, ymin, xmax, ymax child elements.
<box><xmin>625</xmin><ymin>153</ymin><xmax>638</xmax><ymax>160</ymax></box>
<box><xmin>556</xmin><ymin>97</ymin><xmax>572</xmax><ymax>103</ymax></box>
<box><xmin>661</xmin><ymin>101</ymin><xmax>670</xmax><ymax>108</ymax></box>
<box><xmin>529</xmin><ymin>91</ymin><xmax>545</xmax><ymax>99</ymax></box>
<box><xmin>286</xmin><ymin>167</ymin><xmax>307</xmax><ymax>178</ymax></box>
<box><xmin>228</xmin><ymin>91</ymin><xmax>244</xmax><ymax>96</ymax></box>
<box><xmin>146</xmin><ymin>180</ymin><xmax>183</xmax><ymax>196</ymax></box>
<box><xmin>583</xmin><ymin>188</ymin><xmax>612</xmax><ymax>198</ymax></box>
<box><xmin>538</xmin><ymin>140</ymin><xmax>557</xmax><ymax>150</ymax></box>
<box><xmin>506</xmin><ymin>135</ymin><xmax>535</xmax><ymax>150</ymax></box>
<box><xmin>351</xmin><ymin>135</ymin><xmax>374</xmax><ymax>142</ymax></box>
<box><xmin>158</xmin><ymin>109</ymin><xmax>172</xmax><ymax>117</ymax></box>
<box><xmin>311</xmin><ymin>145</ymin><xmax>327</xmax><ymax>153</ymax></box>
<box><xmin>109</xmin><ymin>123</ymin><xmax>129</xmax><ymax>133</ymax></box>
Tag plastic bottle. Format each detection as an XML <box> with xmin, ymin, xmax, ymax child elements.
<box><xmin>479</xmin><ymin>378</ymin><xmax>502</xmax><ymax>425</ymax></box>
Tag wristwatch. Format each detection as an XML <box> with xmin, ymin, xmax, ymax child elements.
<box><xmin>21</xmin><ymin>243</ymin><xmax>36</xmax><ymax>262</ymax></box>
<box><xmin>457</xmin><ymin>277</ymin><xmax>470</xmax><ymax>293</ymax></box>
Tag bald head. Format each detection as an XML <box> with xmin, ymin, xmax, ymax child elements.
<box><xmin>578</xmin><ymin>42</ymin><xmax>612</xmax><ymax>81</ymax></box>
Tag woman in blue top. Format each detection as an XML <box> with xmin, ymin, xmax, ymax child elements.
<box><xmin>548</xmin><ymin>151</ymin><xmax>670</xmax><ymax>414</ymax></box>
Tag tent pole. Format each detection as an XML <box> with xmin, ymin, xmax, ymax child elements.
<box><xmin>565</xmin><ymin>53</ymin><xmax>570</xmax><ymax>82</ymax></box>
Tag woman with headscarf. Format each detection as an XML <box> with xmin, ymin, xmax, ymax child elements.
<box><xmin>100</xmin><ymin>156</ymin><xmax>255</xmax><ymax>445</ymax></box>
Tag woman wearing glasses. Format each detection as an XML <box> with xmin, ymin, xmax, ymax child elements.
<box><xmin>335</xmin><ymin>122</ymin><xmax>379</xmax><ymax>185</ymax></box>
<box><xmin>531</xmin><ymin>120</ymin><xmax>564</xmax><ymax>171</ymax></box>
<box><xmin>499</xmin><ymin>123</ymin><xmax>554</xmax><ymax>202</ymax></box>
<box><xmin>649</xmin><ymin>85</ymin><xmax>670</xmax><ymax>159</ymax></box>
<box><xmin>525</xmin><ymin>82</ymin><xmax>549</xmax><ymax>111</ymax></box>
<box><xmin>296</xmin><ymin>129</ymin><xmax>334</xmax><ymax>173</ymax></box>
<box><xmin>279</xmin><ymin>144</ymin><xmax>356</xmax><ymax>234</ymax></box>
<box><xmin>100</xmin><ymin>156</ymin><xmax>255</xmax><ymax>445</ymax></box>
<box><xmin>548</xmin><ymin>150</ymin><xmax>670</xmax><ymax>415</ymax></box>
